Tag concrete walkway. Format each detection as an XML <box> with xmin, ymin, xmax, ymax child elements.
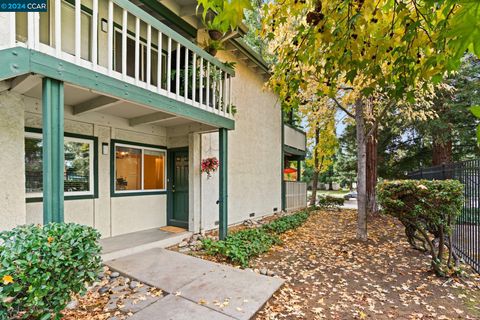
<box><xmin>105</xmin><ymin>248</ymin><xmax>284</xmax><ymax>320</ymax></box>
<box><xmin>341</xmin><ymin>199</ymin><xmax>358</xmax><ymax>210</ymax></box>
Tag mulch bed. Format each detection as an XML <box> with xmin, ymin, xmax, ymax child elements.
<box><xmin>187</xmin><ymin>209</ymin><xmax>480</xmax><ymax>319</ymax></box>
<box><xmin>61</xmin><ymin>267</ymin><xmax>163</xmax><ymax>320</ymax></box>
<box><xmin>252</xmin><ymin>209</ymin><xmax>480</xmax><ymax>319</ymax></box>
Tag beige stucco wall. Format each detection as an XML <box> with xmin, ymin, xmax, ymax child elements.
<box><xmin>26</xmin><ymin>200</ymin><xmax>95</xmax><ymax>226</ymax></box>
<box><xmin>200</xmin><ymin>45</ymin><xmax>282</xmax><ymax>231</ymax></box>
<box><xmin>0</xmin><ymin>91</ymin><xmax>26</xmax><ymax>230</ymax></box>
<box><xmin>111</xmin><ymin>195</ymin><xmax>167</xmax><ymax>236</ymax></box>
<box><xmin>21</xmin><ymin>95</ymin><xmax>170</xmax><ymax>238</ymax></box>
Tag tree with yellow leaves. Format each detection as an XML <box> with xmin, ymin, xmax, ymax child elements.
<box><xmin>262</xmin><ymin>0</ymin><xmax>480</xmax><ymax>240</ymax></box>
<box><xmin>301</xmin><ymin>97</ymin><xmax>338</xmax><ymax>205</ymax></box>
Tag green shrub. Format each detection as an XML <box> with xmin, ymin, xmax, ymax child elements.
<box><xmin>318</xmin><ymin>195</ymin><xmax>344</xmax><ymax>209</ymax></box>
<box><xmin>202</xmin><ymin>228</ymin><xmax>279</xmax><ymax>267</ymax></box>
<box><xmin>262</xmin><ymin>211</ymin><xmax>309</xmax><ymax>234</ymax></box>
<box><xmin>202</xmin><ymin>210</ymin><xmax>311</xmax><ymax>267</ymax></box>
<box><xmin>0</xmin><ymin>223</ymin><xmax>102</xmax><ymax>319</ymax></box>
<box><xmin>377</xmin><ymin>180</ymin><xmax>463</xmax><ymax>276</ymax></box>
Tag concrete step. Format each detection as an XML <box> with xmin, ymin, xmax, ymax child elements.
<box><xmin>101</xmin><ymin>229</ymin><xmax>192</xmax><ymax>262</ymax></box>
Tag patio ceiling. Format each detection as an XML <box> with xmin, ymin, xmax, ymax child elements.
<box><xmin>19</xmin><ymin>77</ymin><xmax>217</xmax><ymax>129</ymax></box>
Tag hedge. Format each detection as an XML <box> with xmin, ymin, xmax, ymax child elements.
<box><xmin>377</xmin><ymin>179</ymin><xmax>463</xmax><ymax>276</ymax></box>
<box><xmin>317</xmin><ymin>196</ymin><xmax>344</xmax><ymax>209</ymax></box>
<box><xmin>0</xmin><ymin>223</ymin><xmax>102</xmax><ymax>319</ymax></box>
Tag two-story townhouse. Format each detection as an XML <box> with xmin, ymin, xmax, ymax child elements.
<box><xmin>0</xmin><ymin>0</ymin><xmax>307</xmax><ymax>252</ymax></box>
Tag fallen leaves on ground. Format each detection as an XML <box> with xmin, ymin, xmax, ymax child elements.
<box><xmin>248</xmin><ymin>209</ymin><xmax>480</xmax><ymax>319</ymax></box>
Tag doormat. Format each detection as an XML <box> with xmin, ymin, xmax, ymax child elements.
<box><xmin>159</xmin><ymin>226</ymin><xmax>187</xmax><ymax>233</ymax></box>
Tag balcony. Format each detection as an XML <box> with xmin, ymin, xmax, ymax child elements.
<box><xmin>0</xmin><ymin>0</ymin><xmax>235</xmax><ymax>120</ymax></box>
<box><xmin>284</xmin><ymin>181</ymin><xmax>307</xmax><ymax>211</ymax></box>
<box><xmin>284</xmin><ymin>124</ymin><xmax>306</xmax><ymax>155</ymax></box>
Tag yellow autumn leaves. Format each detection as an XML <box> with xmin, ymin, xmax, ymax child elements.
<box><xmin>262</xmin><ymin>0</ymin><xmax>459</xmax><ymax>110</ymax></box>
<box><xmin>2</xmin><ymin>274</ymin><xmax>13</xmax><ymax>285</ymax></box>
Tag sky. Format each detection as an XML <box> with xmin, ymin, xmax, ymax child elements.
<box><xmin>336</xmin><ymin>110</ymin><xmax>347</xmax><ymax>137</ymax></box>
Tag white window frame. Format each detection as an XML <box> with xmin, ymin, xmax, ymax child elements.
<box><xmin>25</xmin><ymin>132</ymin><xmax>95</xmax><ymax>198</ymax></box>
<box><xmin>113</xmin><ymin>142</ymin><xmax>167</xmax><ymax>194</ymax></box>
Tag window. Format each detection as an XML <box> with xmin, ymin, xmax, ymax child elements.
<box><xmin>114</xmin><ymin>142</ymin><xmax>166</xmax><ymax>193</ymax></box>
<box><xmin>25</xmin><ymin>132</ymin><xmax>95</xmax><ymax>197</ymax></box>
<box><xmin>16</xmin><ymin>0</ymin><xmax>92</xmax><ymax>61</ymax></box>
<box><xmin>113</xmin><ymin>28</ymin><xmax>167</xmax><ymax>87</ymax></box>
<box><xmin>61</xmin><ymin>0</ymin><xmax>92</xmax><ymax>61</ymax></box>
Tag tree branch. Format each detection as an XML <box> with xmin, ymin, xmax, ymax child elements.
<box><xmin>332</xmin><ymin>97</ymin><xmax>355</xmax><ymax>119</ymax></box>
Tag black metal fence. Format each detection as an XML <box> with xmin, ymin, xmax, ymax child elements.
<box><xmin>407</xmin><ymin>160</ymin><xmax>480</xmax><ymax>273</ymax></box>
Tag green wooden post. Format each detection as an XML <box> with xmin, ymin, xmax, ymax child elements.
<box><xmin>219</xmin><ymin>128</ymin><xmax>228</xmax><ymax>240</ymax></box>
<box><xmin>281</xmin><ymin>114</ymin><xmax>285</xmax><ymax>211</ymax></box>
<box><xmin>297</xmin><ymin>160</ymin><xmax>301</xmax><ymax>181</ymax></box>
<box><xmin>42</xmin><ymin>78</ymin><xmax>64</xmax><ymax>224</ymax></box>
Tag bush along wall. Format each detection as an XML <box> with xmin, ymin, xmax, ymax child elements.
<box><xmin>377</xmin><ymin>180</ymin><xmax>464</xmax><ymax>277</ymax></box>
<box><xmin>317</xmin><ymin>196</ymin><xmax>345</xmax><ymax>209</ymax></box>
<box><xmin>0</xmin><ymin>223</ymin><xmax>102</xmax><ymax>319</ymax></box>
<box><xmin>202</xmin><ymin>209</ymin><xmax>311</xmax><ymax>267</ymax></box>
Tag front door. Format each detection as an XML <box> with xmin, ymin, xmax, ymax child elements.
<box><xmin>168</xmin><ymin>148</ymin><xmax>189</xmax><ymax>228</ymax></box>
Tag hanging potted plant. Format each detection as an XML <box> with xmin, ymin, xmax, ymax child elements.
<box><xmin>206</xmin><ymin>22</ymin><xmax>224</xmax><ymax>41</ymax></box>
<box><xmin>201</xmin><ymin>157</ymin><xmax>219</xmax><ymax>178</ymax></box>
<box><xmin>197</xmin><ymin>0</ymin><xmax>252</xmax><ymax>52</ymax></box>
<box><xmin>204</xmin><ymin>39</ymin><xmax>224</xmax><ymax>57</ymax></box>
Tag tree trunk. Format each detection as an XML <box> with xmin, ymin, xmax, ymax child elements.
<box><xmin>432</xmin><ymin>140</ymin><xmax>453</xmax><ymax>166</ymax></box>
<box><xmin>356</xmin><ymin>99</ymin><xmax>368</xmax><ymax>241</ymax></box>
<box><xmin>310</xmin><ymin>128</ymin><xmax>320</xmax><ymax>205</ymax></box>
<box><xmin>366</xmin><ymin>127</ymin><xmax>378</xmax><ymax>216</ymax></box>
<box><xmin>310</xmin><ymin>170</ymin><xmax>319</xmax><ymax>205</ymax></box>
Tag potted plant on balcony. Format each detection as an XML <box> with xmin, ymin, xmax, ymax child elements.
<box><xmin>205</xmin><ymin>39</ymin><xmax>224</xmax><ymax>57</ymax></box>
<box><xmin>206</xmin><ymin>21</ymin><xmax>225</xmax><ymax>41</ymax></box>
<box><xmin>197</xmin><ymin>0</ymin><xmax>252</xmax><ymax>54</ymax></box>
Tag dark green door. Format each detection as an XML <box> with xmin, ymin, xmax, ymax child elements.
<box><xmin>168</xmin><ymin>149</ymin><xmax>189</xmax><ymax>228</ymax></box>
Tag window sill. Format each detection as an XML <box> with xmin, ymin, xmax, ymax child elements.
<box><xmin>26</xmin><ymin>194</ymin><xmax>98</xmax><ymax>203</ymax></box>
<box><xmin>111</xmin><ymin>190</ymin><xmax>168</xmax><ymax>197</ymax></box>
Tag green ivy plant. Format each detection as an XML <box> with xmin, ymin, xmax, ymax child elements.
<box><xmin>0</xmin><ymin>223</ymin><xmax>102</xmax><ymax>319</ymax></box>
<box><xmin>202</xmin><ymin>228</ymin><xmax>279</xmax><ymax>267</ymax></box>
<box><xmin>202</xmin><ymin>209</ymin><xmax>310</xmax><ymax>267</ymax></box>
<box><xmin>377</xmin><ymin>180</ymin><xmax>464</xmax><ymax>277</ymax></box>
